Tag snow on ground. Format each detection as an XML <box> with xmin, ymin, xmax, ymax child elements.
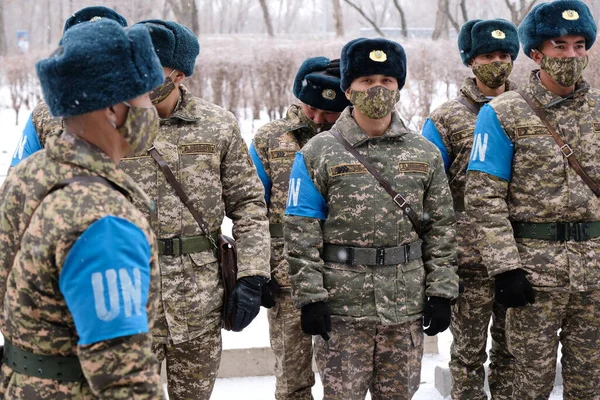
<box><xmin>0</xmin><ymin>105</ymin><xmax>566</xmax><ymax>399</ymax></box>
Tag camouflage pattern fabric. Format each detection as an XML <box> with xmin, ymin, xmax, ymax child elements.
<box><xmin>285</xmin><ymin>108</ymin><xmax>459</xmax><ymax>323</ymax></box>
<box><xmin>313</xmin><ymin>318</ymin><xmax>423</xmax><ymax>400</ymax></box>
<box><xmin>505</xmin><ymin>290</ymin><xmax>600</xmax><ymax>399</ymax></box>
<box><xmin>253</xmin><ymin>104</ymin><xmax>318</xmax><ymax>399</ymax></box>
<box><xmin>120</xmin><ymin>85</ymin><xmax>270</xmax><ymax>346</ymax></box>
<box><xmin>465</xmin><ymin>71</ymin><xmax>600</xmax><ymax>399</ymax></box>
<box><xmin>153</xmin><ymin>310</ymin><xmax>222</xmax><ymax>400</ymax></box>
<box><xmin>32</xmin><ymin>101</ymin><xmax>64</xmax><ymax>148</ymax></box>
<box><xmin>252</xmin><ymin>103</ymin><xmax>319</xmax><ymax>288</ymax></box>
<box><xmin>268</xmin><ymin>291</ymin><xmax>315</xmax><ymax>400</ymax></box>
<box><xmin>0</xmin><ymin>131</ymin><xmax>161</xmax><ymax>399</ymax></box>
<box><xmin>347</xmin><ymin>86</ymin><xmax>400</xmax><ymax>120</ymax></box>
<box><xmin>428</xmin><ymin>77</ymin><xmax>516</xmax><ymax>399</ymax></box>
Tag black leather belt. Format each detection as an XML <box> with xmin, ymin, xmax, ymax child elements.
<box><xmin>322</xmin><ymin>240</ymin><xmax>423</xmax><ymax>266</ymax></box>
<box><xmin>512</xmin><ymin>221</ymin><xmax>600</xmax><ymax>241</ymax></box>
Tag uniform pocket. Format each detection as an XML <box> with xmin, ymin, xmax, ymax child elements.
<box><xmin>322</xmin><ymin>262</ymin><xmax>367</xmax><ymax>317</ymax></box>
<box><xmin>400</xmin><ymin>260</ymin><xmax>426</xmax><ymax>316</ymax></box>
<box><xmin>188</xmin><ymin>253</ymin><xmax>222</xmax><ymax>318</ymax></box>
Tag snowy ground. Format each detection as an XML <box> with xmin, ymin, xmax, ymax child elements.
<box><xmin>0</xmin><ymin>105</ymin><xmax>565</xmax><ymax>399</ymax></box>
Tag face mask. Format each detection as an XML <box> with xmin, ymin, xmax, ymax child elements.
<box><xmin>299</xmin><ymin>109</ymin><xmax>334</xmax><ymax>133</ymax></box>
<box><xmin>540</xmin><ymin>55</ymin><xmax>588</xmax><ymax>87</ymax></box>
<box><xmin>348</xmin><ymin>85</ymin><xmax>400</xmax><ymax>119</ymax></box>
<box><xmin>149</xmin><ymin>71</ymin><xmax>176</xmax><ymax>105</ymax></box>
<box><xmin>472</xmin><ymin>61</ymin><xmax>513</xmax><ymax>89</ymax></box>
<box><xmin>114</xmin><ymin>102</ymin><xmax>160</xmax><ymax>155</ymax></box>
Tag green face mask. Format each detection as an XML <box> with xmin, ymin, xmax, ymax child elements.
<box><xmin>299</xmin><ymin>109</ymin><xmax>334</xmax><ymax>133</ymax></box>
<box><xmin>149</xmin><ymin>71</ymin><xmax>176</xmax><ymax>105</ymax></box>
<box><xmin>472</xmin><ymin>61</ymin><xmax>513</xmax><ymax>89</ymax></box>
<box><xmin>117</xmin><ymin>103</ymin><xmax>160</xmax><ymax>155</ymax></box>
<box><xmin>541</xmin><ymin>55</ymin><xmax>589</xmax><ymax>87</ymax></box>
<box><xmin>348</xmin><ymin>85</ymin><xmax>400</xmax><ymax>119</ymax></box>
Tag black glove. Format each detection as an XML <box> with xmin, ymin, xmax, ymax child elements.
<box><xmin>227</xmin><ymin>276</ymin><xmax>267</xmax><ymax>332</ymax></box>
<box><xmin>494</xmin><ymin>268</ymin><xmax>535</xmax><ymax>308</ymax></box>
<box><xmin>423</xmin><ymin>296</ymin><xmax>451</xmax><ymax>336</ymax></box>
<box><xmin>261</xmin><ymin>279</ymin><xmax>281</xmax><ymax>309</ymax></box>
<box><xmin>301</xmin><ymin>301</ymin><xmax>331</xmax><ymax>341</ymax></box>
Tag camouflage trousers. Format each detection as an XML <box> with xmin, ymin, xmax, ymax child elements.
<box><xmin>153</xmin><ymin>319</ymin><xmax>222</xmax><ymax>400</ymax></box>
<box><xmin>449</xmin><ymin>268</ymin><xmax>514</xmax><ymax>400</ymax></box>
<box><xmin>506</xmin><ymin>290</ymin><xmax>600</xmax><ymax>400</ymax></box>
<box><xmin>314</xmin><ymin>317</ymin><xmax>423</xmax><ymax>400</ymax></box>
<box><xmin>268</xmin><ymin>290</ymin><xmax>315</xmax><ymax>400</ymax></box>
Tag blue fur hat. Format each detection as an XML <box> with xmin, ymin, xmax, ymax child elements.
<box><xmin>340</xmin><ymin>38</ymin><xmax>407</xmax><ymax>91</ymax></box>
<box><xmin>63</xmin><ymin>6</ymin><xmax>127</xmax><ymax>32</ymax></box>
<box><xmin>136</xmin><ymin>20</ymin><xmax>199</xmax><ymax>76</ymax></box>
<box><xmin>458</xmin><ymin>19</ymin><xmax>519</xmax><ymax>65</ymax></box>
<box><xmin>519</xmin><ymin>0</ymin><xmax>597</xmax><ymax>58</ymax></box>
<box><xmin>292</xmin><ymin>57</ymin><xmax>349</xmax><ymax>112</ymax></box>
<box><xmin>36</xmin><ymin>19</ymin><xmax>164</xmax><ymax>117</ymax></box>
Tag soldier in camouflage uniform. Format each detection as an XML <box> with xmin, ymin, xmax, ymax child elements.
<box><xmin>0</xmin><ymin>19</ymin><xmax>164</xmax><ymax>399</ymax></box>
<box><xmin>250</xmin><ymin>56</ymin><xmax>349</xmax><ymax>400</ymax></box>
<box><xmin>284</xmin><ymin>38</ymin><xmax>459</xmax><ymax>400</ymax></box>
<box><xmin>120</xmin><ymin>20</ymin><xmax>271</xmax><ymax>400</ymax></box>
<box><xmin>9</xmin><ymin>6</ymin><xmax>128</xmax><ymax>168</ymax></box>
<box><xmin>423</xmin><ymin>19</ymin><xmax>520</xmax><ymax>400</ymax></box>
<box><xmin>465</xmin><ymin>1</ymin><xmax>600</xmax><ymax>398</ymax></box>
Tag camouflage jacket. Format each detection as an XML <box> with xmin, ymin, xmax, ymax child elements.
<box><xmin>10</xmin><ymin>102</ymin><xmax>63</xmax><ymax>168</ymax></box>
<box><xmin>250</xmin><ymin>104</ymin><xmax>318</xmax><ymax>288</ymax></box>
<box><xmin>466</xmin><ymin>71</ymin><xmax>600</xmax><ymax>292</ymax></box>
<box><xmin>120</xmin><ymin>85</ymin><xmax>270</xmax><ymax>344</ymax></box>
<box><xmin>0</xmin><ymin>131</ymin><xmax>161</xmax><ymax>399</ymax></box>
<box><xmin>424</xmin><ymin>77</ymin><xmax>517</xmax><ymax>270</ymax></box>
<box><xmin>284</xmin><ymin>108</ymin><xmax>459</xmax><ymax>324</ymax></box>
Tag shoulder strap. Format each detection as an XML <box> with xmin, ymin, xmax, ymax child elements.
<box><xmin>456</xmin><ymin>95</ymin><xmax>481</xmax><ymax>116</ymax></box>
<box><xmin>329</xmin><ymin>129</ymin><xmax>422</xmax><ymax>236</ymax></box>
<box><xmin>516</xmin><ymin>89</ymin><xmax>600</xmax><ymax>197</ymax></box>
<box><xmin>148</xmin><ymin>146</ymin><xmax>218</xmax><ymax>249</ymax></box>
<box><xmin>48</xmin><ymin>176</ymin><xmax>128</xmax><ymax>198</ymax></box>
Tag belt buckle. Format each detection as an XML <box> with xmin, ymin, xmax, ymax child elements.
<box><xmin>375</xmin><ymin>248</ymin><xmax>385</xmax><ymax>265</ymax></box>
<box><xmin>163</xmin><ymin>238</ymin><xmax>174</xmax><ymax>256</ymax></box>
<box><xmin>556</xmin><ymin>223</ymin><xmax>568</xmax><ymax>242</ymax></box>
<box><xmin>560</xmin><ymin>144</ymin><xmax>574</xmax><ymax>158</ymax></box>
<box><xmin>345</xmin><ymin>247</ymin><xmax>355</xmax><ymax>265</ymax></box>
<box><xmin>573</xmin><ymin>222</ymin><xmax>588</xmax><ymax>242</ymax></box>
<box><xmin>393</xmin><ymin>194</ymin><xmax>407</xmax><ymax>208</ymax></box>
<box><xmin>163</xmin><ymin>237</ymin><xmax>183</xmax><ymax>256</ymax></box>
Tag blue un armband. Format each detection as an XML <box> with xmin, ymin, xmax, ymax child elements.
<box><xmin>11</xmin><ymin>113</ymin><xmax>42</xmax><ymax>166</ymax></box>
<box><xmin>249</xmin><ymin>142</ymin><xmax>272</xmax><ymax>204</ymax></box>
<box><xmin>284</xmin><ymin>153</ymin><xmax>327</xmax><ymax>220</ymax></box>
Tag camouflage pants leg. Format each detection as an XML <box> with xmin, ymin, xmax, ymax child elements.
<box><xmin>153</xmin><ymin>322</ymin><xmax>222</xmax><ymax>400</ymax></box>
<box><xmin>506</xmin><ymin>291</ymin><xmax>565</xmax><ymax>399</ymax></box>
<box><xmin>267</xmin><ymin>290</ymin><xmax>315</xmax><ymax>400</ymax></box>
<box><xmin>314</xmin><ymin>318</ymin><xmax>423</xmax><ymax>400</ymax></box>
<box><xmin>449</xmin><ymin>269</ymin><xmax>514</xmax><ymax>400</ymax></box>
<box><xmin>560</xmin><ymin>290</ymin><xmax>600</xmax><ymax>400</ymax></box>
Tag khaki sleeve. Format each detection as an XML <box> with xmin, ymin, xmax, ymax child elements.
<box><xmin>465</xmin><ymin>171</ymin><xmax>522</xmax><ymax>277</ymax></box>
<box><xmin>421</xmin><ymin>152</ymin><xmax>459</xmax><ymax>300</ymax></box>
<box><xmin>221</xmin><ymin>121</ymin><xmax>270</xmax><ymax>279</ymax></box>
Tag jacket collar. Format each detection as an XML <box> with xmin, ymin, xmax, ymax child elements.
<box><xmin>526</xmin><ymin>70</ymin><xmax>590</xmax><ymax>109</ymax></box>
<box><xmin>460</xmin><ymin>77</ymin><xmax>518</xmax><ymax>104</ymax></box>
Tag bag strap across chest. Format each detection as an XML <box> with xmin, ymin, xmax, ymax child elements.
<box><xmin>516</xmin><ymin>89</ymin><xmax>600</xmax><ymax>197</ymax></box>
<box><xmin>456</xmin><ymin>95</ymin><xmax>482</xmax><ymax>116</ymax></box>
<box><xmin>329</xmin><ymin>128</ymin><xmax>422</xmax><ymax>236</ymax></box>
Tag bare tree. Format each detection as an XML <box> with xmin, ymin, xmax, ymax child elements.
<box><xmin>342</xmin><ymin>0</ymin><xmax>385</xmax><ymax>37</ymax></box>
<box><xmin>459</xmin><ymin>0</ymin><xmax>469</xmax><ymax>23</ymax></box>
<box><xmin>432</xmin><ymin>0</ymin><xmax>451</xmax><ymax>40</ymax></box>
<box><xmin>504</xmin><ymin>0</ymin><xmax>538</xmax><ymax>25</ymax></box>
<box><xmin>167</xmin><ymin>0</ymin><xmax>200</xmax><ymax>35</ymax></box>
<box><xmin>0</xmin><ymin>0</ymin><xmax>6</xmax><ymax>56</ymax></box>
<box><xmin>6</xmin><ymin>57</ymin><xmax>30</xmax><ymax>125</ymax></box>
<box><xmin>391</xmin><ymin>0</ymin><xmax>407</xmax><ymax>38</ymax></box>
<box><xmin>259</xmin><ymin>0</ymin><xmax>275</xmax><ymax>36</ymax></box>
<box><xmin>331</xmin><ymin>0</ymin><xmax>344</xmax><ymax>37</ymax></box>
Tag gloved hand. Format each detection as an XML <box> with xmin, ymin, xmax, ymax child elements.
<box><xmin>494</xmin><ymin>268</ymin><xmax>535</xmax><ymax>308</ymax></box>
<box><xmin>227</xmin><ymin>276</ymin><xmax>267</xmax><ymax>332</ymax></box>
<box><xmin>301</xmin><ymin>301</ymin><xmax>331</xmax><ymax>341</ymax></box>
<box><xmin>261</xmin><ymin>279</ymin><xmax>281</xmax><ymax>309</ymax></box>
<box><xmin>423</xmin><ymin>296</ymin><xmax>451</xmax><ymax>336</ymax></box>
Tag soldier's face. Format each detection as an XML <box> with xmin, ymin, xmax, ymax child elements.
<box><xmin>300</xmin><ymin>103</ymin><xmax>342</xmax><ymax>124</ymax></box>
<box><xmin>470</xmin><ymin>51</ymin><xmax>512</xmax><ymax>66</ymax></box>
<box><xmin>532</xmin><ymin>35</ymin><xmax>587</xmax><ymax>64</ymax></box>
<box><xmin>348</xmin><ymin>74</ymin><xmax>398</xmax><ymax>93</ymax></box>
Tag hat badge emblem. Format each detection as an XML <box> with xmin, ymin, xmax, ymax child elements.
<box><xmin>563</xmin><ymin>10</ymin><xmax>579</xmax><ymax>20</ymax></box>
<box><xmin>322</xmin><ymin>89</ymin><xmax>336</xmax><ymax>100</ymax></box>
<box><xmin>90</xmin><ymin>16</ymin><xmax>103</xmax><ymax>22</ymax></box>
<box><xmin>491</xmin><ymin>30</ymin><xmax>506</xmax><ymax>39</ymax></box>
<box><xmin>369</xmin><ymin>50</ymin><xmax>387</xmax><ymax>62</ymax></box>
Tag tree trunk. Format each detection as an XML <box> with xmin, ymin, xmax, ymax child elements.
<box><xmin>0</xmin><ymin>0</ymin><xmax>6</xmax><ymax>56</ymax></box>
<box><xmin>331</xmin><ymin>0</ymin><xmax>344</xmax><ymax>37</ymax></box>
<box><xmin>46</xmin><ymin>0</ymin><xmax>52</xmax><ymax>46</ymax></box>
<box><xmin>432</xmin><ymin>0</ymin><xmax>450</xmax><ymax>40</ymax></box>
<box><xmin>460</xmin><ymin>0</ymin><xmax>469</xmax><ymax>23</ymax></box>
<box><xmin>342</xmin><ymin>0</ymin><xmax>385</xmax><ymax>37</ymax></box>
<box><xmin>391</xmin><ymin>0</ymin><xmax>407</xmax><ymax>38</ymax></box>
<box><xmin>259</xmin><ymin>0</ymin><xmax>274</xmax><ymax>36</ymax></box>
<box><xmin>189</xmin><ymin>0</ymin><xmax>200</xmax><ymax>36</ymax></box>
